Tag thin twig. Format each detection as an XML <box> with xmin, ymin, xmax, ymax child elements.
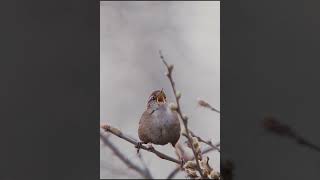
<box><xmin>137</xmin><ymin>152</ymin><xmax>153</xmax><ymax>179</ymax></box>
<box><xmin>100</xmin><ymin>131</ymin><xmax>153</xmax><ymax>179</ymax></box>
<box><xmin>167</xmin><ymin>147</ymin><xmax>217</xmax><ymax>179</ymax></box>
<box><xmin>159</xmin><ymin>50</ymin><xmax>204</xmax><ymax>178</ymax></box>
<box><xmin>175</xmin><ymin>142</ymin><xmax>190</xmax><ymax>163</ymax></box>
<box><xmin>189</xmin><ymin>130</ymin><xmax>221</xmax><ymax>152</ymax></box>
<box><xmin>101</xmin><ymin>124</ymin><xmax>182</xmax><ymax>164</ymax></box>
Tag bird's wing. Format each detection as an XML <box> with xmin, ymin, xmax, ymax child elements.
<box><xmin>139</xmin><ymin>110</ymin><xmax>151</xmax><ymax>124</ymax></box>
<box><xmin>138</xmin><ymin>110</ymin><xmax>152</xmax><ymax>143</ymax></box>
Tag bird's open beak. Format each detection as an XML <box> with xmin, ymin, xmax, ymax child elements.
<box><xmin>157</xmin><ymin>89</ymin><xmax>166</xmax><ymax>104</ymax></box>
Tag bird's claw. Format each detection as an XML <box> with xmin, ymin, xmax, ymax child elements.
<box><xmin>147</xmin><ymin>144</ymin><xmax>155</xmax><ymax>151</ymax></box>
<box><xmin>135</xmin><ymin>142</ymin><xmax>143</xmax><ymax>153</ymax></box>
<box><xmin>180</xmin><ymin>157</ymin><xmax>185</xmax><ymax>168</ymax></box>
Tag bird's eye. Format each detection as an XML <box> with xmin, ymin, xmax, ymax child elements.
<box><xmin>148</xmin><ymin>96</ymin><xmax>155</xmax><ymax>103</ymax></box>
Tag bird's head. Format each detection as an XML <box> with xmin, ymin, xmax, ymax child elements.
<box><xmin>147</xmin><ymin>89</ymin><xmax>167</xmax><ymax>109</ymax></box>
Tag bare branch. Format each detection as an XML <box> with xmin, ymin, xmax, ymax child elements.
<box><xmin>167</xmin><ymin>147</ymin><xmax>217</xmax><ymax>179</ymax></box>
<box><xmin>100</xmin><ymin>131</ymin><xmax>152</xmax><ymax>179</ymax></box>
<box><xmin>159</xmin><ymin>50</ymin><xmax>204</xmax><ymax>178</ymax></box>
<box><xmin>137</xmin><ymin>152</ymin><xmax>153</xmax><ymax>179</ymax></box>
<box><xmin>101</xmin><ymin>124</ymin><xmax>182</xmax><ymax>164</ymax></box>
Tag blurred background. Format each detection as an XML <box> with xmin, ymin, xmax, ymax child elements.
<box><xmin>100</xmin><ymin>1</ymin><xmax>220</xmax><ymax>179</ymax></box>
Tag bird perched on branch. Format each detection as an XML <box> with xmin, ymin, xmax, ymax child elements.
<box><xmin>137</xmin><ymin>89</ymin><xmax>181</xmax><ymax>151</ymax></box>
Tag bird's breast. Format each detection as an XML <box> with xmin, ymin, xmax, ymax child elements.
<box><xmin>153</xmin><ymin>105</ymin><xmax>176</xmax><ymax>125</ymax></box>
<box><xmin>141</xmin><ymin>104</ymin><xmax>180</xmax><ymax>145</ymax></box>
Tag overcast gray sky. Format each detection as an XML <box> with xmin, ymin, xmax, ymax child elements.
<box><xmin>100</xmin><ymin>1</ymin><xmax>220</xmax><ymax>179</ymax></box>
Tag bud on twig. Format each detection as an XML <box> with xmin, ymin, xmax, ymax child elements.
<box><xmin>192</xmin><ymin>137</ymin><xmax>200</xmax><ymax>149</ymax></box>
<box><xmin>182</xmin><ymin>114</ymin><xmax>188</xmax><ymax>121</ymax></box>
<box><xmin>181</xmin><ymin>128</ymin><xmax>187</xmax><ymax>137</ymax></box>
<box><xmin>169</xmin><ymin>102</ymin><xmax>178</xmax><ymax>111</ymax></box>
<box><xmin>262</xmin><ymin>116</ymin><xmax>295</xmax><ymax>137</ymax></box>
<box><xmin>176</xmin><ymin>91</ymin><xmax>181</xmax><ymax>99</ymax></box>
<box><xmin>197</xmin><ymin>98</ymin><xmax>211</xmax><ymax>108</ymax></box>
<box><xmin>185</xmin><ymin>168</ymin><xmax>198</xmax><ymax>178</ymax></box>
<box><xmin>183</xmin><ymin>161</ymin><xmax>198</xmax><ymax>169</ymax></box>
<box><xmin>209</xmin><ymin>171</ymin><xmax>221</xmax><ymax>180</ymax></box>
<box><xmin>197</xmin><ymin>98</ymin><xmax>220</xmax><ymax>113</ymax></box>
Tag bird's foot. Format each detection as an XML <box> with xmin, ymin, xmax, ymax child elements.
<box><xmin>180</xmin><ymin>157</ymin><xmax>185</xmax><ymax>168</ymax></box>
<box><xmin>135</xmin><ymin>142</ymin><xmax>143</xmax><ymax>153</ymax></box>
<box><xmin>146</xmin><ymin>143</ymin><xmax>155</xmax><ymax>151</ymax></box>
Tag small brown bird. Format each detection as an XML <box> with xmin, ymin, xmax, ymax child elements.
<box><xmin>137</xmin><ymin>89</ymin><xmax>181</xmax><ymax>150</ymax></box>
